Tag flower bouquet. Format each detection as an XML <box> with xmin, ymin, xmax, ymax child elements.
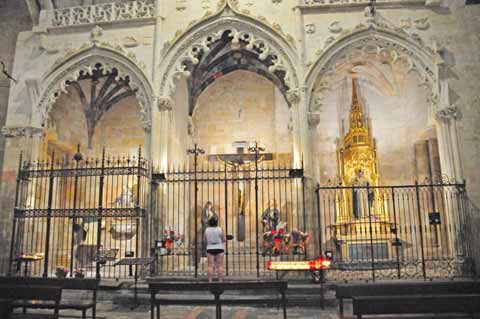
<box><xmin>55</xmin><ymin>267</ymin><xmax>68</xmax><ymax>278</ymax></box>
<box><xmin>74</xmin><ymin>268</ymin><xmax>85</xmax><ymax>278</ymax></box>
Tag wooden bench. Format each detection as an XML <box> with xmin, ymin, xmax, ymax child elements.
<box><xmin>0</xmin><ymin>277</ymin><xmax>99</xmax><ymax>319</ymax></box>
<box><xmin>353</xmin><ymin>294</ymin><xmax>480</xmax><ymax>319</ymax></box>
<box><xmin>147</xmin><ymin>280</ymin><xmax>288</xmax><ymax>319</ymax></box>
<box><xmin>0</xmin><ymin>284</ymin><xmax>62</xmax><ymax>319</ymax></box>
<box><xmin>335</xmin><ymin>280</ymin><xmax>480</xmax><ymax>318</ymax></box>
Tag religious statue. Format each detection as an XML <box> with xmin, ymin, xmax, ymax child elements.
<box><xmin>351</xmin><ymin>169</ymin><xmax>374</xmax><ymax>219</ymax></box>
<box><xmin>261</xmin><ymin>199</ymin><xmax>279</xmax><ymax>232</ymax></box>
<box><xmin>201</xmin><ymin>201</ymin><xmax>217</xmax><ymax>254</ymax></box>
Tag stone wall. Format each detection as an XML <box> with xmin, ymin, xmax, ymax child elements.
<box><xmin>0</xmin><ymin>0</ymin><xmax>32</xmax><ymax>262</ymax></box>
<box><xmin>192</xmin><ymin>70</ymin><xmax>292</xmax><ymax>160</ymax></box>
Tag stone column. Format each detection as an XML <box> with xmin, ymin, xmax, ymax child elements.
<box><xmin>435</xmin><ymin>106</ymin><xmax>463</xmax><ymax>258</ymax></box>
<box><xmin>435</xmin><ymin>105</ymin><xmax>463</xmax><ymax>182</ymax></box>
<box><xmin>0</xmin><ymin>126</ymin><xmax>44</xmax><ymax>260</ymax></box>
<box><xmin>153</xmin><ymin>97</ymin><xmax>173</xmax><ymax>172</ymax></box>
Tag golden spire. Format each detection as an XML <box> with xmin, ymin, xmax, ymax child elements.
<box><xmin>337</xmin><ymin>75</ymin><xmax>379</xmax><ymax>187</ymax></box>
<box><xmin>349</xmin><ymin>78</ymin><xmax>365</xmax><ymax>131</ymax></box>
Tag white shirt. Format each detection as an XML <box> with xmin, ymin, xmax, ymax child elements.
<box><xmin>204</xmin><ymin>227</ymin><xmax>225</xmax><ymax>251</ymax></box>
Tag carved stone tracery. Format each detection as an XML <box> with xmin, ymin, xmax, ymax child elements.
<box><xmin>37</xmin><ymin>46</ymin><xmax>154</xmax><ymax>130</ymax></box>
<box><xmin>307</xmin><ymin>25</ymin><xmax>442</xmax><ymax>113</ymax></box>
<box><xmin>158</xmin><ymin>0</ymin><xmax>299</xmax><ymax>103</ymax></box>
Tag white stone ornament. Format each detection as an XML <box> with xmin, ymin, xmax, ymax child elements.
<box><xmin>51</xmin><ymin>0</ymin><xmax>155</xmax><ymax>27</ymax></box>
<box><xmin>414</xmin><ymin>18</ymin><xmax>430</xmax><ymax>30</ymax></box>
<box><xmin>90</xmin><ymin>25</ymin><xmax>104</xmax><ymax>44</ymax></box>
<box><xmin>123</xmin><ymin>37</ymin><xmax>139</xmax><ymax>48</ymax></box>
<box><xmin>305</xmin><ymin>24</ymin><xmax>316</xmax><ymax>34</ymax></box>
<box><xmin>329</xmin><ymin>21</ymin><xmax>342</xmax><ymax>34</ymax></box>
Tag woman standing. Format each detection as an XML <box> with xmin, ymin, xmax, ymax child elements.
<box><xmin>204</xmin><ymin>215</ymin><xmax>226</xmax><ymax>283</ymax></box>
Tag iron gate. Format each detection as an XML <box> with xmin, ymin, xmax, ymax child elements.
<box><xmin>9</xmin><ymin>147</ymin><xmax>149</xmax><ymax>279</ymax></box>
<box><xmin>315</xmin><ymin>181</ymin><xmax>475</xmax><ymax>281</ymax></box>
<box><xmin>150</xmin><ymin>159</ymin><xmax>307</xmax><ymax>277</ymax></box>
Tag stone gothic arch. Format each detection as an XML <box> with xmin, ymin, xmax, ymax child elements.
<box><xmin>305</xmin><ymin>25</ymin><xmax>442</xmax><ymax>112</ymax></box>
<box><xmin>36</xmin><ymin>45</ymin><xmax>155</xmax><ymax>130</ymax></box>
<box><xmin>156</xmin><ymin>0</ymin><xmax>300</xmax><ymax>108</ymax></box>
<box><xmin>305</xmin><ymin>24</ymin><xmax>463</xmax><ymax>182</ymax></box>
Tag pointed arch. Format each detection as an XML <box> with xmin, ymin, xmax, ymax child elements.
<box><xmin>305</xmin><ymin>26</ymin><xmax>442</xmax><ymax>112</ymax></box>
<box><xmin>157</xmin><ymin>0</ymin><xmax>300</xmax><ymax>106</ymax></box>
<box><xmin>36</xmin><ymin>45</ymin><xmax>154</xmax><ymax>129</ymax></box>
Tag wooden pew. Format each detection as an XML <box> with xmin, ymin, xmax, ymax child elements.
<box><xmin>147</xmin><ymin>280</ymin><xmax>288</xmax><ymax>319</ymax></box>
<box><xmin>0</xmin><ymin>284</ymin><xmax>62</xmax><ymax>319</ymax></box>
<box><xmin>335</xmin><ymin>280</ymin><xmax>480</xmax><ymax>318</ymax></box>
<box><xmin>0</xmin><ymin>277</ymin><xmax>99</xmax><ymax>319</ymax></box>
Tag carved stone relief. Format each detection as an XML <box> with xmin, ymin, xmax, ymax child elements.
<box><xmin>122</xmin><ymin>36</ymin><xmax>139</xmax><ymax>48</ymax></box>
<box><xmin>328</xmin><ymin>21</ymin><xmax>342</xmax><ymax>34</ymax></box>
<box><xmin>305</xmin><ymin>23</ymin><xmax>316</xmax><ymax>34</ymax></box>
<box><xmin>50</xmin><ymin>0</ymin><xmax>155</xmax><ymax>27</ymax></box>
<box><xmin>414</xmin><ymin>18</ymin><xmax>430</xmax><ymax>30</ymax></box>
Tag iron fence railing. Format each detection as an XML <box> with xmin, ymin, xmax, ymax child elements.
<box><xmin>9</xmin><ymin>147</ymin><xmax>149</xmax><ymax>279</ymax></box>
<box><xmin>315</xmin><ymin>182</ymin><xmax>474</xmax><ymax>281</ymax></box>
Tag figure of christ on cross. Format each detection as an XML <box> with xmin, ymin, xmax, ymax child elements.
<box><xmin>207</xmin><ymin>142</ymin><xmax>273</xmax><ymax>242</ymax></box>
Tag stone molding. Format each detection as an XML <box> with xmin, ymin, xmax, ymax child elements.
<box><xmin>298</xmin><ymin>0</ymin><xmax>439</xmax><ymax>10</ymax></box>
<box><xmin>1</xmin><ymin>126</ymin><xmax>44</xmax><ymax>138</ymax></box>
<box><xmin>36</xmin><ymin>45</ymin><xmax>154</xmax><ymax>130</ymax></box>
<box><xmin>158</xmin><ymin>0</ymin><xmax>299</xmax><ymax>103</ymax></box>
<box><xmin>43</xmin><ymin>0</ymin><xmax>156</xmax><ymax>28</ymax></box>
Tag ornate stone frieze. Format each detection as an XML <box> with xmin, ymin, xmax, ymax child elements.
<box><xmin>49</xmin><ymin>0</ymin><xmax>155</xmax><ymax>28</ymax></box>
<box><xmin>436</xmin><ymin>106</ymin><xmax>462</xmax><ymax>121</ymax></box>
<box><xmin>1</xmin><ymin>126</ymin><xmax>44</xmax><ymax>138</ymax></box>
<box><xmin>301</xmin><ymin>0</ymin><xmax>433</xmax><ymax>8</ymax></box>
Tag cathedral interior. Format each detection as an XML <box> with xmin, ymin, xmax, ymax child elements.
<box><xmin>0</xmin><ymin>0</ymin><xmax>479</xmax><ymax>282</ymax></box>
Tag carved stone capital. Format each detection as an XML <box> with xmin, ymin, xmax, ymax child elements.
<box><xmin>286</xmin><ymin>89</ymin><xmax>300</xmax><ymax>105</ymax></box>
<box><xmin>1</xmin><ymin>126</ymin><xmax>44</xmax><ymax>138</ymax></box>
<box><xmin>436</xmin><ymin>106</ymin><xmax>462</xmax><ymax>121</ymax></box>
<box><xmin>157</xmin><ymin>96</ymin><xmax>173</xmax><ymax>111</ymax></box>
<box><xmin>307</xmin><ymin>112</ymin><xmax>321</xmax><ymax>128</ymax></box>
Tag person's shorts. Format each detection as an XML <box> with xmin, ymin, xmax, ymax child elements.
<box><xmin>207</xmin><ymin>249</ymin><xmax>224</xmax><ymax>255</ymax></box>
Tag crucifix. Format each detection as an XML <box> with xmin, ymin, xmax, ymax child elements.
<box><xmin>208</xmin><ymin>142</ymin><xmax>273</xmax><ymax>242</ymax></box>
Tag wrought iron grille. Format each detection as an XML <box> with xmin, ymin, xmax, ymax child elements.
<box><xmin>150</xmin><ymin>161</ymin><xmax>307</xmax><ymax>278</ymax></box>
<box><xmin>315</xmin><ymin>182</ymin><xmax>475</xmax><ymax>281</ymax></box>
<box><xmin>9</xmin><ymin>148</ymin><xmax>149</xmax><ymax>279</ymax></box>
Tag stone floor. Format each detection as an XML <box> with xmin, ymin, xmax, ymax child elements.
<box><xmin>54</xmin><ymin>302</ymin><xmax>468</xmax><ymax>319</ymax></box>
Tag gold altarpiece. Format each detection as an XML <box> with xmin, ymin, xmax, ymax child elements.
<box><xmin>332</xmin><ymin>78</ymin><xmax>392</xmax><ymax>261</ymax></box>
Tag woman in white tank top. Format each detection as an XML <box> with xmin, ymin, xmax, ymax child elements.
<box><xmin>204</xmin><ymin>215</ymin><xmax>226</xmax><ymax>283</ymax></box>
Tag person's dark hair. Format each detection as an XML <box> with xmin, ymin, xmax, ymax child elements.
<box><xmin>208</xmin><ymin>215</ymin><xmax>218</xmax><ymax>227</ymax></box>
